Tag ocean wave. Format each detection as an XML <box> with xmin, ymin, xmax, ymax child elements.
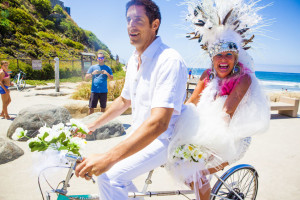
<box><xmin>259</xmin><ymin>80</ymin><xmax>300</xmax><ymax>88</ymax></box>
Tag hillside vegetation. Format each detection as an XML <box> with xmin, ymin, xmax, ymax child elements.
<box><xmin>0</xmin><ymin>0</ymin><xmax>111</xmax><ymax>59</ymax></box>
<box><xmin>0</xmin><ymin>0</ymin><xmax>125</xmax><ymax>81</ymax></box>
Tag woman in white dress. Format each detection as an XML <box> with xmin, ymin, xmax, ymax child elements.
<box><xmin>166</xmin><ymin>0</ymin><xmax>271</xmax><ymax>199</ymax></box>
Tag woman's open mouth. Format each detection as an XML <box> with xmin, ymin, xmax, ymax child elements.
<box><xmin>219</xmin><ymin>63</ymin><xmax>229</xmax><ymax>69</ymax></box>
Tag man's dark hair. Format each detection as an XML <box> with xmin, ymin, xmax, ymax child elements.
<box><xmin>126</xmin><ymin>0</ymin><xmax>161</xmax><ymax>35</ymax></box>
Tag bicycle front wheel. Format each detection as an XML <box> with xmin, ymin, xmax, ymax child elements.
<box><xmin>17</xmin><ymin>79</ymin><xmax>26</xmax><ymax>91</ymax></box>
<box><xmin>211</xmin><ymin>164</ymin><xmax>258</xmax><ymax>200</ymax></box>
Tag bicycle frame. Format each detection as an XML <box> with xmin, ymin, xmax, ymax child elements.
<box><xmin>45</xmin><ymin>154</ymin><xmax>258</xmax><ymax>200</ymax></box>
<box><xmin>43</xmin><ymin>155</ymin><xmax>255</xmax><ymax>200</ymax></box>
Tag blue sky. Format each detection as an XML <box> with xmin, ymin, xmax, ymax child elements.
<box><xmin>62</xmin><ymin>0</ymin><xmax>300</xmax><ymax>72</ymax></box>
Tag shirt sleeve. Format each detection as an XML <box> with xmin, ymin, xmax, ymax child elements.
<box><xmin>108</xmin><ymin>66</ymin><xmax>113</xmax><ymax>75</ymax></box>
<box><xmin>121</xmin><ymin>67</ymin><xmax>131</xmax><ymax>100</ymax></box>
<box><xmin>151</xmin><ymin>58</ymin><xmax>187</xmax><ymax>115</ymax></box>
<box><xmin>87</xmin><ymin>66</ymin><xmax>93</xmax><ymax>74</ymax></box>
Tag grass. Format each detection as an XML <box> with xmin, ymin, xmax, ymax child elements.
<box><xmin>71</xmin><ymin>79</ymin><xmax>125</xmax><ymax>101</ymax></box>
<box><xmin>25</xmin><ymin>70</ymin><xmax>126</xmax><ymax>86</ymax></box>
<box><xmin>26</xmin><ymin>76</ymin><xmax>83</xmax><ymax>86</ymax></box>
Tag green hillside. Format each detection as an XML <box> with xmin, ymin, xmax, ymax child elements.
<box><xmin>0</xmin><ymin>0</ymin><xmax>111</xmax><ymax>59</ymax></box>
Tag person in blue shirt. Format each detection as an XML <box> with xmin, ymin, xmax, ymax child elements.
<box><xmin>85</xmin><ymin>52</ymin><xmax>113</xmax><ymax>114</ymax></box>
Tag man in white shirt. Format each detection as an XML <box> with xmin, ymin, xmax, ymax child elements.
<box><xmin>75</xmin><ymin>0</ymin><xmax>187</xmax><ymax>199</ymax></box>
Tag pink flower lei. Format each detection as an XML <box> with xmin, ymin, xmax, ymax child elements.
<box><xmin>207</xmin><ymin>62</ymin><xmax>253</xmax><ymax>96</ymax></box>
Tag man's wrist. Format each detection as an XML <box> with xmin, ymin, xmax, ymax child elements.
<box><xmin>106</xmin><ymin>149</ymin><xmax>120</xmax><ymax>165</ymax></box>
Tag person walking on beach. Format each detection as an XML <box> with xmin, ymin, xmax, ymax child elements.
<box><xmin>0</xmin><ymin>60</ymin><xmax>13</xmax><ymax>120</ymax></box>
<box><xmin>85</xmin><ymin>52</ymin><xmax>113</xmax><ymax>114</ymax></box>
<box><xmin>75</xmin><ymin>0</ymin><xmax>187</xmax><ymax>199</ymax></box>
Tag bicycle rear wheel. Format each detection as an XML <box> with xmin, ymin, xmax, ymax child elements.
<box><xmin>13</xmin><ymin>75</ymin><xmax>18</xmax><ymax>86</ymax></box>
<box><xmin>211</xmin><ymin>164</ymin><xmax>258</xmax><ymax>200</ymax></box>
<box><xmin>16</xmin><ymin>78</ymin><xmax>26</xmax><ymax>91</ymax></box>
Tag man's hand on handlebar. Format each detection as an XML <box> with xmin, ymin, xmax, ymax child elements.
<box><xmin>71</xmin><ymin>128</ymin><xmax>93</xmax><ymax>138</ymax></box>
<box><xmin>75</xmin><ymin>153</ymin><xmax>114</xmax><ymax>180</ymax></box>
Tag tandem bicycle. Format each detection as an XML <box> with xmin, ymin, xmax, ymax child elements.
<box><xmin>40</xmin><ymin>153</ymin><xmax>258</xmax><ymax>200</ymax></box>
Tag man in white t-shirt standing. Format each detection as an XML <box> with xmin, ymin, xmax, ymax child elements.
<box><xmin>75</xmin><ymin>0</ymin><xmax>187</xmax><ymax>199</ymax></box>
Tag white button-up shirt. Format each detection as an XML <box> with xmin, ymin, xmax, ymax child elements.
<box><xmin>121</xmin><ymin>37</ymin><xmax>187</xmax><ymax>140</ymax></box>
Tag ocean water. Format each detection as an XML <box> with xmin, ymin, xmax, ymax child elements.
<box><xmin>188</xmin><ymin>68</ymin><xmax>300</xmax><ymax>92</ymax></box>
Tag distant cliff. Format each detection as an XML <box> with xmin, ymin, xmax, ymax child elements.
<box><xmin>0</xmin><ymin>0</ymin><xmax>112</xmax><ymax>59</ymax></box>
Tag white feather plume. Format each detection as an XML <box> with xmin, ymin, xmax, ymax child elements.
<box><xmin>183</xmin><ymin>0</ymin><xmax>269</xmax><ymax>50</ymax></box>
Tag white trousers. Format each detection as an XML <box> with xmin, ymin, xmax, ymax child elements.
<box><xmin>97</xmin><ymin>138</ymin><xmax>169</xmax><ymax>200</ymax></box>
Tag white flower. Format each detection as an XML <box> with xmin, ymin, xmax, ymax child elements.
<box><xmin>27</xmin><ymin>137</ymin><xmax>40</xmax><ymax>145</ymax></box>
<box><xmin>69</xmin><ymin>119</ymin><xmax>89</xmax><ymax>134</ymax></box>
<box><xmin>173</xmin><ymin>144</ymin><xmax>206</xmax><ymax>163</ymax></box>
<box><xmin>52</xmin><ymin>123</ymin><xmax>65</xmax><ymax>131</ymax></box>
<box><xmin>69</xmin><ymin>137</ymin><xmax>87</xmax><ymax>149</ymax></box>
<box><xmin>38</xmin><ymin>125</ymin><xmax>52</xmax><ymax>138</ymax></box>
<box><xmin>44</xmin><ymin>129</ymin><xmax>62</xmax><ymax>142</ymax></box>
<box><xmin>12</xmin><ymin>128</ymin><xmax>27</xmax><ymax>140</ymax></box>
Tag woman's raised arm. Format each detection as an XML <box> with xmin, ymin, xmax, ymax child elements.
<box><xmin>223</xmin><ymin>74</ymin><xmax>252</xmax><ymax>117</ymax></box>
<box><xmin>186</xmin><ymin>69</ymin><xmax>209</xmax><ymax>105</ymax></box>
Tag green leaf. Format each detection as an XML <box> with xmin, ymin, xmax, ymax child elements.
<box><xmin>41</xmin><ymin>132</ymin><xmax>49</xmax><ymax>141</ymax></box>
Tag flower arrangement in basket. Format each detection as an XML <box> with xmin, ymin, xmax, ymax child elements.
<box><xmin>173</xmin><ymin>144</ymin><xmax>209</xmax><ymax>163</ymax></box>
<box><xmin>12</xmin><ymin>119</ymin><xmax>89</xmax><ymax>156</ymax></box>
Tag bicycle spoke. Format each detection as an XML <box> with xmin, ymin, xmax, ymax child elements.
<box><xmin>212</xmin><ymin>167</ymin><xmax>258</xmax><ymax>200</ymax></box>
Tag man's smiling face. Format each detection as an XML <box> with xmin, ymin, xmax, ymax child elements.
<box><xmin>126</xmin><ymin>5</ymin><xmax>158</xmax><ymax>54</ymax></box>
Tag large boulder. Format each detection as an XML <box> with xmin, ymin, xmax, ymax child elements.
<box><xmin>7</xmin><ymin>104</ymin><xmax>71</xmax><ymax>140</ymax></box>
<box><xmin>64</xmin><ymin>102</ymin><xmax>132</xmax><ymax>119</ymax></box>
<box><xmin>80</xmin><ymin>112</ymin><xmax>125</xmax><ymax>141</ymax></box>
<box><xmin>0</xmin><ymin>137</ymin><xmax>24</xmax><ymax>164</ymax></box>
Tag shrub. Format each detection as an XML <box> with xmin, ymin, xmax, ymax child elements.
<box><xmin>4</xmin><ymin>0</ymin><xmax>21</xmax><ymax>7</ymax></box>
<box><xmin>31</xmin><ymin>0</ymin><xmax>52</xmax><ymax>17</ymax></box>
<box><xmin>3</xmin><ymin>38</ymin><xmax>20</xmax><ymax>47</ymax></box>
<box><xmin>0</xmin><ymin>10</ymin><xmax>13</xmax><ymax>34</ymax></box>
<box><xmin>71</xmin><ymin>82</ymin><xmax>91</xmax><ymax>100</ymax></box>
<box><xmin>107</xmin><ymin>79</ymin><xmax>125</xmax><ymax>101</ymax></box>
<box><xmin>3</xmin><ymin>47</ymin><xmax>14</xmax><ymax>56</ymax></box>
<box><xmin>59</xmin><ymin>19</ymin><xmax>85</xmax><ymax>42</ymax></box>
<box><xmin>112</xmin><ymin>63</ymin><xmax>123</xmax><ymax>73</ymax></box>
<box><xmin>8</xmin><ymin>7</ymin><xmax>35</xmax><ymax>25</ymax></box>
<box><xmin>71</xmin><ymin>79</ymin><xmax>125</xmax><ymax>101</ymax></box>
<box><xmin>62</xmin><ymin>38</ymin><xmax>84</xmax><ymax>50</ymax></box>
<box><xmin>53</xmin><ymin>4</ymin><xmax>64</xmax><ymax>15</ymax></box>
<box><xmin>41</xmin><ymin>19</ymin><xmax>55</xmax><ymax>29</ymax></box>
<box><xmin>41</xmin><ymin>63</ymin><xmax>54</xmax><ymax>79</ymax></box>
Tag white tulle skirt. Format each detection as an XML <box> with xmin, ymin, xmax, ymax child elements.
<box><xmin>166</xmin><ymin>74</ymin><xmax>270</xmax><ymax>191</ymax></box>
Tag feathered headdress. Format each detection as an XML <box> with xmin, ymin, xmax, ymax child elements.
<box><xmin>184</xmin><ymin>0</ymin><xmax>269</xmax><ymax>59</ymax></box>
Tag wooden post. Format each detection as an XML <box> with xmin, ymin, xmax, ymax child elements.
<box><xmin>81</xmin><ymin>55</ymin><xmax>84</xmax><ymax>80</ymax></box>
<box><xmin>54</xmin><ymin>57</ymin><xmax>60</xmax><ymax>92</ymax></box>
<box><xmin>17</xmin><ymin>58</ymin><xmax>19</xmax><ymax>70</ymax></box>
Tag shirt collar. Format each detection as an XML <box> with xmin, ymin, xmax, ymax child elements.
<box><xmin>133</xmin><ymin>36</ymin><xmax>162</xmax><ymax>60</ymax></box>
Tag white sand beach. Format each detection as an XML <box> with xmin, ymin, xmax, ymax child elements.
<box><xmin>0</xmin><ymin>82</ymin><xmax>300</xmax><ymax>200</ymax></box>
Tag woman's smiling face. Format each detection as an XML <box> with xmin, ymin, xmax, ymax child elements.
<box><xmin>213</xmin><ymin>51</ymin><xmax>237</xmax><ymax>78</ymax></box>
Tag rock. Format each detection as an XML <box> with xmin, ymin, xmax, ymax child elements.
<box><xmin>64</xmin><ymin>103</ymin><xmax>89</xmax><ymax>119</ymax></box>
<box><xmin>7</xmin><ymin>104</ymin><xmax>71</xmax><ymax>140</ymax></box>
<box><xmin>64</xmin><ymin>102</ymin><xmax>132</xmax><ymax>119</ymax></box>
<box><xmin>0</xmin><ymin>137</ymin><xmax>24</xmax><ymax>164</ymax></box>
<box><xmin>80</xmin><ymin>112</ymin><xmax>125</xmax><ymax>140</ymax></box>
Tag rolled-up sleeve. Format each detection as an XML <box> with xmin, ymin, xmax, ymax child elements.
<box><xmin>121</xmin><ymin>69</ymin><xmax>131</xmax><ymax>100</ymax></box>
